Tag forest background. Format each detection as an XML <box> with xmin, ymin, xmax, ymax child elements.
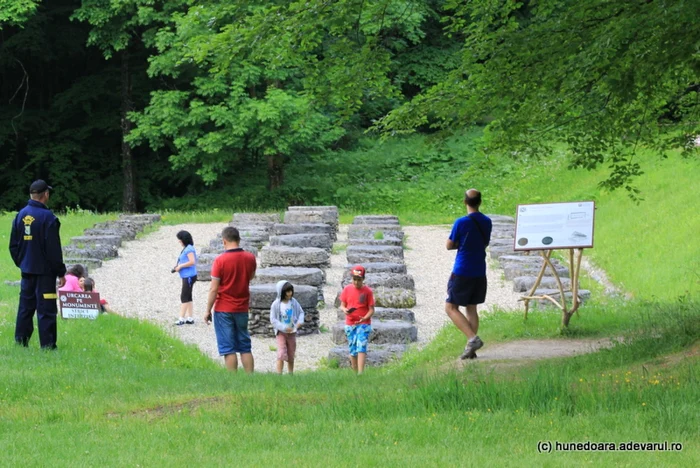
<box><xmin>2</xmin><ymin>0</ymin><xmax>698</xmax><ymax>213</ymax></box>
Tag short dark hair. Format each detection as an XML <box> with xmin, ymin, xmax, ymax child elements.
<box><xmin>176</xmin><ymin>230</ymin><xmax>194</xmax><ymax>246</ymax></box>
<box><xmin>66</xmin><ymin>264</ymin><xmax>86</xmax><ymax>278</ymax></box>
<box><xmin>82</xmin><ymin>277</ymin><xmax>95</xmax><ymax>292</ymax></box>
<box><xmin>222</xmin><ymin>226</ymin><xmax>240</xmax><ymax>243</ymax></box>
<box><xmin>465</xmin><ymin>190</ymin><xmax>482</xmax><ymax>208</ymax></box>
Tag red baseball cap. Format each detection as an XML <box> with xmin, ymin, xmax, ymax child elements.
<box><xmin>350</xmin><ymin>265</ymin><xmax>365</xmax><ymax>278</ymax></box>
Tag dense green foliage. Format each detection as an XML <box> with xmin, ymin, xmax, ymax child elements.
<box><xmin>377</xmin><ymin>0</ymin><xmax>700</xmax><ymax>195</ymax></box>
<box><xmin>3</xmin><ymin>1</ymin><xmax>697</xmax><ymax>211</ymax></box>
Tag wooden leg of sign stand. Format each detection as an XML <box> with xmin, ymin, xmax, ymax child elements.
<box><xmin>522</xmin><ymin>248</ymin><xmax>585</xmax><ymax>328</ymax></box>
<box><xmin>562</xmin><ymin>248</ymin><xmax>584</xmax><ymax>328</ymax></box>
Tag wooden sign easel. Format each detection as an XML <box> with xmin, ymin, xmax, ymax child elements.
<box><xmin>520</xmin><ymin>247</ymin><xmax>584</xmax><ymax>328</ymax></box>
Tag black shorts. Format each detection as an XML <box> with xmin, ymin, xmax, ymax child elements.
<box><xmin>446</xmin><ymin>273</ymin><xmax>487</xmax><ymax>306</ymax></box>
<box><xmin>181</xmin><ymin>276</ymin><xmax>197</xmax><ymax>303</ymax></box>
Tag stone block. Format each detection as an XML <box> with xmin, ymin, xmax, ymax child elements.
<box><xmin>92</xmin><ymin>220</ymin><xmax>142</xmax><ymax>237</ymax></box>
<box><xmin>328</xmin><ymin>344</ymin><xmax>409</xmax><ymax>368</ymax></box>
<box><xmin>272</xmin><ymin>223</ymin><xmax>333</xmax><ymax>236</ymax></box>
<box><xmin>249</xmin><ymin>284</ymin><xmax>318</xmax><ymax>310</ymax></box>
<box><xmin>83</xmin><ymin>228</ymin><xmax>137</xmax><ymax>241</ymax></box>
<box><xmin>71</xmin><ymin>235</ymin><xmax>122</xmax><ymax>249</ymax></box>
<box><xmin>283</xmin><ymin>210</ymin><xmax>339</xmax><ymax>228</ymax></box>
<box><xmin>251</xmin><ymin>267</ymin><xmax>325</xmax><ymax>287</ymax></box>
<box><xmin>288</xmin><ymin>205</ymin><xmax>338</xmax><ymax>213</ymax></box>
<box><xmin>336</xmin><ymin>307</ymin><xmax>415</xmax><ymax>322</ymax></box>
<box><xmin>63</xmin><ymin>245</ymin><xmax>118</xmax><ymax>260</ymax></box>
<box><xmin>347</xmin><ymin>224</ymin><xmax>404</xmax><ymax>240</ymax></box>
<box><xmin>485</xmin><ymin>214</ymin><xmax>515</xmax><ymax>223</ymax></box>
<box><xmin>352</xmin><ymin>215</ymin><xmax>400</xmax><ymax>225</ymax></box>
<box><xmin>347</xmin><ymin>237</ymin><xmax>403</xmax><ymax>247</ymax></box>
<box><xmin>332</xmin><ymin>320</ymin><xmax>417</xmax><ymax>345</ymax></box>
<box><xmin>341</xmin><ymin>273</ymin><xmax>415</xmax><ymax>290</ymax></box>
<box><xmin>232</xmin><ymin>212</ymin><xmax>281</xmax><ymax>224</ymax></box>
<box><xmin>119</xmin><ymin>213</ymin><xmax>161</xmax><ymax>224</ymax></box>
<box><xmin>270</xmin><ymin>233</ymin><xmax>332</xmax><ymax>251</ymax></box>
<box><xmin>260</xmin><ymin>246</ymin><xmax>330</xmax><ymax>268</ymax></box>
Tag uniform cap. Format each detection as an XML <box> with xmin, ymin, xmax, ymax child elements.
<box><xmin>29</xmin><ymin>180</ymin><xmax>52</xmax><ymax>193</ymax></box>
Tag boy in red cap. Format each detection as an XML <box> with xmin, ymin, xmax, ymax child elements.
<box><xmin>339</xmin><ymin>265</ymin><xmax>375</xmax><ymax>374</ymax></box>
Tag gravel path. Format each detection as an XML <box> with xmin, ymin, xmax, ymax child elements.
<box><xmin>92</xmin><ymin>223</ymin><xmax>525</xmax><ymax>373</ymax></box>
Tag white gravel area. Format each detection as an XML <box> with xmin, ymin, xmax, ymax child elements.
<box><xmin>91</xmin><ymin>223</ymin><xmax>523</xmax><ymax>373</ymax></box>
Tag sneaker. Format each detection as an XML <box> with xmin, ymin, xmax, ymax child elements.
<box><xmin>460</xmin><ymin>337</ymin><xmax>484</xmax><ymax>360</ymax></box>
<box><xmin>175</xmin><ymin>319</ymin><xmax>186</xmax><ymax>326</ymax></box>
<box><xmin>185</xmin><ymin>317</ymin><xmax>195</xmax><ymax>325</ymax></box>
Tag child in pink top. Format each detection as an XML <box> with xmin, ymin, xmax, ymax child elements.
<box><xmin>58</xmin><ymin>264</ymin><xmax>86</xmax><ymax>292</ymax></box>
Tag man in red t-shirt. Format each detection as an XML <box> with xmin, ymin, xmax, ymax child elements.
<box><xmin>204</xmin><ymin>227</ymin><xmax>257</xmax><ymax>373</ymax></box>
<box><xmin>340</xmin><ymin>265</ymin><xmax>375</xmax><ymax>374</ymax></box>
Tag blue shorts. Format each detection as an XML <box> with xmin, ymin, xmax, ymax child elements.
<box><xmin>213</xmin><ymin>312</ymin><xmax>251</xmax><ymax>356</ymax></box>
<box><xmin>446</xmin><ymin>273</ymin><xmax>487</xmax><ymax>306</ymax></box>
<box><xmin>345</xmin><ymin>324</ymin><xmax>372</xmax><ymax>356</ymax></box>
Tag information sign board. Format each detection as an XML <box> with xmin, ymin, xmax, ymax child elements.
<box><xmin>60</xmin><ymin>291</ymin><xmax>101</xmax><ymax>319</ymax></box>
<box><xmin>514</xmin><ymin>201</ymin><xmax>595</xmax><ymax>251</ymax></box>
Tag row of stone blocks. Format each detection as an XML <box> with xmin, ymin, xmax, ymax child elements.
<box><xmin>329</xmin><ymin>215</ymin><xmax>418</xmax><ymax>368</ymax></box>
<box><xmin>488</xmin><ymin>216</ymin><xmax>591</xmax><ymax>308</ymax></box>
<box><xmin>63</xmin><ymin>214</ymin><xmax>162</xmax><ymax>273</ymax></box>
<box><xmin>209</xmin><ymin>207</ymin><xmax>340</xmax><ymax>337</ymax></box>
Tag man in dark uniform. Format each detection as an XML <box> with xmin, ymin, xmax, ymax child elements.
<box><xmin>9</xmin><ymin>180</ymin><xmax>66</xmax><ymax>349</ymax></box>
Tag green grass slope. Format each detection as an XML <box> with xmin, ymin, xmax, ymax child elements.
<box><xmin>1</xmin><ymin>137</ymin><xmax>698</xmax><ymax>466</ymax></box>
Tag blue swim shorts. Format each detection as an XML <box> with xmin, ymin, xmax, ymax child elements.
<box><xmin>344</xmin><ymin>324</ymin><xmax>372</xmax><ymax>356</ymax></box>
<box><xmin>213</xmin><ymin>311</ymin><xmax>251</xmax><ymax>356</ymax></box>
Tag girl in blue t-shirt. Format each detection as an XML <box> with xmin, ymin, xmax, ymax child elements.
<box><xmin>174</xmin><ymin>230</ymin><xmax>198</xmax><ymax>325</ymax></box>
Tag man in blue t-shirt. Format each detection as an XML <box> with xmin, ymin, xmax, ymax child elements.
<box><xmin>446</xmin><ymin>189</ymin><xmax>492</xmax><ymax>360</ymax></box>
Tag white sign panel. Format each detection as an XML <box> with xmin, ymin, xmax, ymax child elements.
<box><xmin>60</xmin><ymin>291</ymin><xmax>101</xmax><ymax>320</ymax></box>
<box><xmin>514</xmin><ymin>201</ymin><xmax>595</xmax><ymax>250</ymax></box>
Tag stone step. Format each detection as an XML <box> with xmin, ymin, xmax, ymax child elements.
<box><xmin>342</xmin><ymin>262</ymin><xmax>407</xmax><ymax>279</ymax></box>
<box><xmin>283</xmin><ymin>210</ymin><xmax>338</xmax><ymax>228</ymax></box>
<box><xmin>347</xmin><ymin>224</ymin><xmax>404</xmax><ymax>240</ymax></box>
<box><xmin>260</xmin><ymin>246</ymin><xmax>330</xmax><ymax>268</ymax></box>
<box><xmin>489</xmin><ymin>246</ymin><xmax>530</xmax><ymax>260</ymax></box>
<box><xmin>352</xmin><ymin>215</ymin><xmax>400</xmax><ymax>225</ymax></box>
<box><xmin>489</xmin><ymin>238</ymin><xmax>515</xmax><ymax>247</ymax></box>
<box><xmin>334</xmin><ymin>288</ymin><xmax>416</xmax><ymax>309</ymax></box>
<box><xmin>70</xmin><ymin>235</ymin><xmax>122</xmax><ymax>249</ymax></box>
<box><xmin>249</xmin><ymin>284</ymin><xmax>318</xmax><ymax>310</ymax></box>
<box><xmin>346</xmin><ymin>237</ymin><xmax>403</xmax><ymax>247</ymax></box>
<box><xmin>269</xmin><ymin>233</ymin><xmax>333</xmax><ymax>251</ymax></box>
<box><xmin>513</xmin><ymin>276</ymin><xmax>573</xmax><ymax>292</ymax></box>
<box><xmin>232</xmin><ymin>212</ymin><xmax>281</xmax><ymax>224</ymax></box>
<box><xmin>341</xmin><ymin>273</ymin><xmax>415</xmax><ymax>290</ymax></box>
<box><xmin>328</xmin><ymin>344</ymin><xmax>409</xmax><ymax>368</ymax></box>
<box><xmin>251</xmin><ymin>266</ymin><xmax>325</xmax><ymax>287</ymax></box>
<box><xmin>491</xmin><ymin>229</ymin><xmax>515</xmax><ymax>239</ymax></box>
<box><xmin>63</xmin><ymin>245</ymin><xmax>118</xmax><ymax>260</ymax></box>
<box><xmin>498</xmin><ymin>254</ymin><xmax>556</xmax><ymax>265</ymax></box>
<box><xmin>83</xmin><ymin>228</ymin><xmax>137</xmax><ymax>241</ymax></box>
<box><xmin>336</xmin><ymin>307</ymin><xmax>415</xmax><ymax>323</ymax></box>
<box><xmin>288</xmin><ymin>205</ymin><xmax>338</xmax><ymax>214</ymax></box>
<box><xmin>119</xmin><ymin>213</ymin><xmax>161</xmax><ymax>224</ymax></box>
<box><xmin>503</xmin><ymin>263</ymin><xmax>570</xmax><ymax>281</ymax></box>
<box><xmin>332</xmin><ymin>320</ymin><xmax>418</xmax><ymax>345</ymax></box>
<box><xmin>346</xmin><ymin>253</ymin><xmax>406</xmax><ymax>265</ymax></box>
<box><xmin>91</xmin><ymin>220</ymin><xmax>142</xmax><ymax>238</ymax></box>
<box><xmin>272</xmin><ymin>223</ymin><xmax>333</xmax><ymax>237</ymax></box>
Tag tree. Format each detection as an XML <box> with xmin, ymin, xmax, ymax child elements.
<box><xmin>128</xmin><ymin>0</ymin><xmax>435</xmax><ymax>190</ymax></box>
<box><xmin>0</xmin><ymin>0</ymin><xmax>40</xmax><ymax>28</ymax></box>
<box><xmin>375</xmin><ymin>0</ymin><xmax>700</xmax><ymax>195</ymax></box>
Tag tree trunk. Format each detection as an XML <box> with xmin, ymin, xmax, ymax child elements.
<box><xmin>120</xmin><ymin>49</ymin><xmax>137</xmax><ymax>212</ymax></box>
<box><xmin>266</xmin><ymin>154</ymin><xmax>284</xmax><ymax>190</ymax></box>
